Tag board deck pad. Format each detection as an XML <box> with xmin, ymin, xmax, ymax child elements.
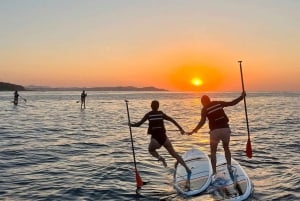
<box><xmin>173</xmin><ymin>148</ymin><xmax>212</xmax><ymax>196</ymax></box>
<box><xmin>208</xmin><ymin>154</ymin><xmax>253</xmax><ymax>201</ymax></box>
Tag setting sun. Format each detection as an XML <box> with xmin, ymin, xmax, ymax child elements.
<box><xmin>191</xmin><ymin>78</ymin><xmax>203</xmax><ymax>87</ymax></box>
<box><xmin>168</xmin><ymin>63</ymin><xmax>224</xmax><ymax>91</ymax></box>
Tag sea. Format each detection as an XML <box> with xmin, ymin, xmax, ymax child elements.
<box><xmin>0</xmin><ymin>91</ymin><xmax>299</xmax><ymax>201</ymax></box>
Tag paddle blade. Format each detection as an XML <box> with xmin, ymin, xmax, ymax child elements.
<box><xmin>135</xmin><ymin>169</ymin><xmax>143</xmax><ymax>188</ymax></box>
<box><xmin>246</xmin><ymin>138</ymin><xmax>252</xmax><ymax>158</ymax></box>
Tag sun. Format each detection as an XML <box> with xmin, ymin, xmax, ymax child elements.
<box><xmin>168</xmin><ymin>63</ymin><xmax>224</xmax><ymax>91</ymax></box>
<box><xmin>191</xmin><ymin>78</ymin><xmax>203</xmax><ymax>87</ymax></box>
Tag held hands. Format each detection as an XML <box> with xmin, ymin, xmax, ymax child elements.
<box><xmin>185</xmin><ymin>131</ymin><xmax>194</xmax><ymax>135</ymax></box>
<box><xmin>183</xmin><ymin>129</ymin><xmax>198</xmax><ymax>136</ymax></box>
<box><xmin>186</xmin><ymin>130</ymin><xmax>196</xmax><ymax>135</ymax></box>
<box><xmin>186</xmin><ymin>128</ymin><xmax>198</xmax><ymax>135</ymax></box>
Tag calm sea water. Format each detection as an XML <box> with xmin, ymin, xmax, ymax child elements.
<box><xmin>0</xmin><ymin>91</ymin><xmax>299</xmax><ymax>201</ymax></box>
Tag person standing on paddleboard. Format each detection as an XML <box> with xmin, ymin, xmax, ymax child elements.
<box><xmin>130</xmin><ymin>100</ymin><xmax>191</xmax><ymax>183</ymax></box>
<box><xmin>13</xmin><ymin>90</ymin><xmax>19</xmax><ymax>106</ymax></box>
<box><xmin>81</xmin><ymin>90</ymin><xmax>87</xmax><ymax>109</ymax></box>
<box><xmin>187</xmin><ymin>92</ymin><xmax>246</xmax><ymax>176</ymax></box>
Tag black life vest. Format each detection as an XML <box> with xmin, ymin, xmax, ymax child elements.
<box><xmin>206</xmin><ymin>102</ymin><xmax>229</xmax><ymax>130</ymax></box>
<box><xmin>147</xmin><ymin>111</ymin><xmax>166</xmax><ymax>134</ymax></box>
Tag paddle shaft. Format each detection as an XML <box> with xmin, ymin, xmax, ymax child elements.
<box><xmin>125</xmin><ymin>101</ymin><xmax>139</xmax><ymax>172</ymax></box>
<box><xmin>19</xmin><ymin>95</ymin><xmax>26</xmax><ymax>102</ymax></box>
<box><xmin>238</xmin><ymin>61</ymin><xmax>250</xmax><ymax>139</ymax></box>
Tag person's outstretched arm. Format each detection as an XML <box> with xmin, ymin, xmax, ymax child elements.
<box><xmin>190</xmin><ymin>109</ymin><xmax>207</xmax><ymax>134</ymax></box>
<box><xmin>163</xmin><ymin>113</ymin><xmax>185</xmax><ymax>134</ymax></box>
<box><xmin>130</xmin><ymin>113</ymin><xmax>148</xmax><ymax>127</ymax></box>
<box><xmin>223</xmin><ymin>92</ymin><xmax>246</xmax><ymax>107</ymax></box>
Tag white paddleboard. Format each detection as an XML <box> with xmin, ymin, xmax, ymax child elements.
<box><xmin>173</xmin><ymin>148</ymin><xmax>213</xmax><ymax>196</ymax></box>
<box><xmin>208</xmin><ymin>154</ymin><xmax>254</xmax><ymax>201</ymax></box>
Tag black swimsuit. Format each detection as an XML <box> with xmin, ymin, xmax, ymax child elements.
<box><xmin>151</xmin><ymin>132</ymin><xmax>167</xmax><ymax>145</ymax></box>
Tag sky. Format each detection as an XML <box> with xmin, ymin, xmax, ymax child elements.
<box><xmin>0</xmin><ymin>0</ymin><xmax>299</xmax><ymax>92</ymax></box>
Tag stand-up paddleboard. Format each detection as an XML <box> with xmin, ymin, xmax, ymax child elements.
<box><xmin>174</xmin><ymin>148</ymin><xmax>212</xmax><ymax>196</ymax></box>
<box><xmin>207</xmin><ymin>154</ymin><xmax>253</xmax><ymax>201</ymax></box>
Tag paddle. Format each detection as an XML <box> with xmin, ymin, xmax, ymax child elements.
<box><xmin>20</xmin><ymin>96</ymin><xmax>27</xmax><ymax>103</ymax></box>
<box><xmin>124</xmin><ymin>100</ymin><xmax>144</xmax><ymax>192</ymax></box>
<box><xmin>12</xmin><ymin>96</ymin><xmax>26</xmax><ymax>105</ymax></box>
<box><xmin>238</xmin><ymin>61</ymin><xmax>252</xmax><ymax>158</ymax></box>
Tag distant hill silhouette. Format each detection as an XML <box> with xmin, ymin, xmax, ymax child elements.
<box><xmin>0</xmin><ymin>82</ymin><xmax>167</xmax><ymax>91</ymax></box>
<box><xmin>26</xmin><ymin>85</ymin><xmax>167</xmax><ymax>91</ymax></box>
<box><xmin>0</xmin><ymin>82</ymin><xmax>26</xmax><ymax>91</ymax></box>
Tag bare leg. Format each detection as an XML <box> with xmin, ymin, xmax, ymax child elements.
<box><xmin>148</xmin><ymin>138</ymin><xmax>167</xmax><ymax>167</ymax></box>
<box><xmin>210</xmin><ymin>136</ymin><xmax>219</xmax><ymax>175</ymax></box>
<box><xmin>163</xmin><ymin>138</ymin><xmax>191</xmax><ymax>173</ymax></box>
<box><xmin>222</xmin><ymin>138</ymin><xmax>231</xmax><ymax>167</ymax></box>
<box><xmin>164</xmin><ymin>138</ymin><xmax>191</xmax><ymax>190</ymax></box>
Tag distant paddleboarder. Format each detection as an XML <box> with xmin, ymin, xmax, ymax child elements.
<box><xmin>13</xmin><ymin>90</ymin><xmax>19</xmax><ymax>105</ymax></box>
<box><xmin>130</xmin><ymin>100</ymin><xmax>191</xmax><ymax>187</ymax></box>
<box><xmin>81</xmin><ymin>90</ymin><xmax>87</xmax><ymax>109</ymax></box>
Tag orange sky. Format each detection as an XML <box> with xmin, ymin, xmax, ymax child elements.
<box><xmin>0</xmin><ymin>1</ymin><xmax>299</xmax><ymax>91</ymax></box>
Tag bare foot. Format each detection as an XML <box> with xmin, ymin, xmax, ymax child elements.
<box><xmin>159</xmin><ymin>157</ymin><xmax>167</xmax><ymax>168</ymax></box>
<box><xmin>185</xmin><ymin>180</ymin><xmax>191</xmax><ymax>191</ymax></box>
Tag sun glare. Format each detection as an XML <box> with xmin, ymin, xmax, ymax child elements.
<box><xmin>191</xmin><ymin>78</ymin><xmax>203</xmax><ymax>87</ymax></box>
<box><xmin>168</xmin><ymin>63</ymin><xmax>224</xmax><ymax>91</ymax></box>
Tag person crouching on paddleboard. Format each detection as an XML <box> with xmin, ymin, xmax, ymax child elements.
<box><xmin>130</xmin><ymin>100</ymin><xmax>191</xmax><ymax>184</ymax></box>
<box><xmin>187</xmin><ymin>92</ymin><xmax>246</xmax><ymax>177</ymax></box>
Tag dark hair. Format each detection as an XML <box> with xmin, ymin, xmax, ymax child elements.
<box><xmin>151</xmin><ymin>100</ymin><xmax>159</xmax><ymax>111</ymax></box>
<box><xmin>201</xmin><ymin>95</ymin><xmax>210</xmax><ymax>105</ymax></box>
